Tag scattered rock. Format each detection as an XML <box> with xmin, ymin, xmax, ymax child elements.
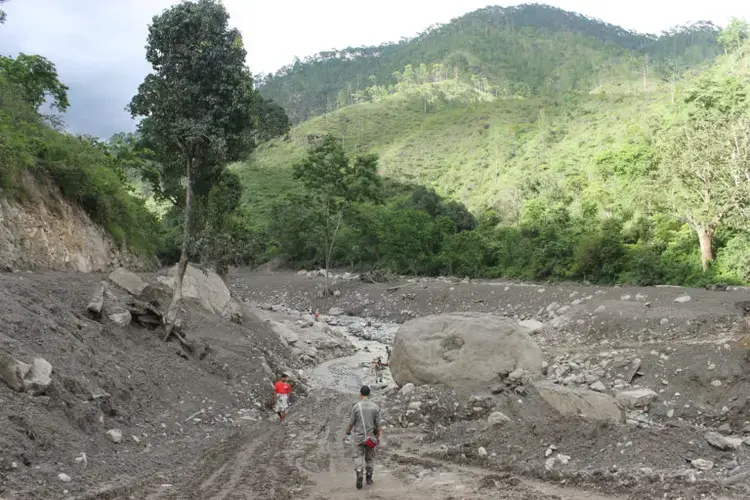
<box><xmin>106</xmin><ymin>429</ymin><xmax>123</xmax><ymax>444</ymax></box>
<box><xmin>589</xmin><ymin>381</ymin><xmax>607</xmax><ymax>392</ymax></box>
<box><xmin>535</xmin><ymin>381</ymin><xmax>624</xmax><ymax>423</ymax></box>
<box><xmin>109</xmin><ymin>310</ymin><xmax>132</xmax><ymax>328</ymax></box>
<box><xmin>328</xmin><ymin>307</ymin><xmax>345</xmax><ymax>317</ymax></box>
<box><xmin>400</xmin><ymin>383</ymin><xmax>415</xmax><ymax>395</ymax></box>
<box><xmin>711</xmin><ymin>379</ymin><xmax>722</xmax><ymax>387</ymax></box>
<box><xmin>390</xmin><ymin>313</ymin><xmax>542</xmax><ymax>387</ymax></box>
<box><xmin>488</xmin><ymin>411</ymin><xmax>511</xmax><ymax>425</ymax></box>
<box><xmin>58</xmin><ymin>473</ymin><xmax>72</xmax><ymax>483</ymax></box>
<box><xmin>0</xmin><ymin>354</ymin><xmax>52</xmax><ymax>394</ymax></box>
<box><xmin>0</xmin><ymin>352</ymin><xmax>30</xmax><ymax>392</ymax></box>
<box><xmin>477</xmin><ymin>447</ymin><xmax>488</xmax><ymax>457</ymax></box>
<box><xmin>705</xmin><ymin>431</ymin><xmax>742</xmax><ymax>451</ymax></box>
<box><xmin>86</xmin><ymin>281</ymin><xmax>106</xmax><ymax>316</ymax></box>
<box><xmin>719</xmin><ymin>423</ymin><xmax>732</xmax><ymax>434</ymax></box>
<box><xmin>139</xmin><ymin>282</ymin><xmax>172</xmax><ymax>305</ymax></box>
<box><xmin>518</xmin><ymin>319</ymin><xmax>544</xmax><ymax>332</ymax></box>
<box><xmin>616</xmin><ymin>389</ymin><xmax>658</xmax><ymax>409</ymax></box>
<box><xmin>108</xmin><ymin>267</ymin><xmax>147</xmax><ymax>296</ymax></box>
<box><xmin>674</xmin><ymin>295</ymin><xmax>692</xmax><ymax>303</ymax></box>
<box><xmin>691</xmin><ymin>458</ymin><xmax>714</xmax><ymax>471</ymax></box>
<box><xmin>24</xmin><ymin>357</ymin><xmax>52</xmax><ymax>395</ymax></box>
<box><xmin>625</xmin><ymin>359</ymin><xmax>642</xmax><ymax>384</ymax></box>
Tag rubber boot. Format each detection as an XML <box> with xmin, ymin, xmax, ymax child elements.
<box><xmin>366</xmin><ymin>471</ymin><xmax>373</xmax><ymax>485</ymax></box>
<box><xmin>356</xmin><ymin>469</ymin><xmax>363</xmax><ymax>490</ymax></box>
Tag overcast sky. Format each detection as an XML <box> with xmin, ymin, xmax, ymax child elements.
<box><xmin>0</xmin><ymin>0</ymin><xmax>746</xmax><ymax>138</ymax></box>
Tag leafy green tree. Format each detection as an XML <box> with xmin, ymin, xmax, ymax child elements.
<box><xmin>128</xmin><ymin>0</ymin><xmax>260</xmax><ymax>337</ymax></box>
<box><xmin>292</xmin><ymin>135</ymin><xmax>381</xmax><ymax>292</ymax></box>
<box><xmin>657</xmin><ymin>76</ymin><xmax>750</xmax><ymax>271</ymax></box>
<box><xmin>718</xmin><ymin>18</ymin><xmax>749</xmax><ymax>55</ymax></box>
<box><xmin>378</xmin><ymin>209</ymin><xmax>437</xmax><ymax>274</ymax></box>
<box><xmin>0</xmin><ymin>54</ymin><xmax>69</xmax><ymax>111</ymax></box>
<box><xmin>255</xmin><ymin>98</ymin><xmax>291</xmax><ymax>142</ymax></box>
<box><xmin>0</xmin><ymin>0</ymin><xmax>8</xmax><ymax>24</ymax></box>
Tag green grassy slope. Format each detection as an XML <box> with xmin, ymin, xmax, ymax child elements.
<box><xmin>236</xmin><ymin>87</ymin><xmax>673</xmax><ymax>223</ymax></box>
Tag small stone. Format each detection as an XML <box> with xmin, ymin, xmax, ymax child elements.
<box><xmin>719</xmin><ymin>423</ymin><xmax>732</xmax><ymax>434</ymax></box>
<box><xmin>109</xmin><ymin>311</ymin><xmax>132</xmax><ymax>328</ymax></box>
<box><xmin>106</xmin><ymin>429</ymin><xmax>123</xmax><ymax>444</ymax></box>
<box><xmin>616</xmin><ymin>389</ymin><xmax>658</xmax><ymax>409</ymax></box>
<box><xmin>691</xmin><ymin>458</ymin><xmax>714</xmax><ymax>471</ymax></box>
<box><xmin>667</xmin><ymin>409</ymin><xmax>675</xmax><ymax>418</ymax></box>
<box><xmin>711</xmin><ymin>379</ymin><xmax>722</xmax><ymax>387</ymax></box>
<box><xmin>400</xmin><ymin>383</ymin><xmax>415</xmax><ymax>395</ymax></box>
<box><xmin>488</xmin><ymin>411</ymin><xmax>511</xmax><ymax>425</ymax></box>
<box><xmin>478</xmin><ymin>447</ymin><xmax>488</xmax><ymax>457</ymax></box>
<box><xmin>705</xmin><ymin>431</ymin><xmax>743</xmax><ymax>451</ymax></box>
<box><xmin>132</xmin><ymin>435</ymin><xmax>141</xmax><ymax>443</ymax></box>
<box><xmin>544</xmin><ymin>457</ymin><xmax>556</xmax><ymax>470</ymax></box>
<box><xmin>661</xmin><ymin>379</ymin><xmax>669</xmax><ymax>386</ymax></box>
<box><xmin>589</xmin><ymin>381</ymin><xmax>607</xmax><ymax>392</ymax></box>
<box><xmin>58</xmin><ymin>473</ymin><xmax>72</xmax><ymax>483</ymax></box>
<box><xmin>674</xmin><ymin>295</ymin><xmax>692</xmax><ymax>303</ymax></box>
<box><xmin>556</xmin><ymin>454</ymin><xmax>570</xmax><ymax>465</ymax></box>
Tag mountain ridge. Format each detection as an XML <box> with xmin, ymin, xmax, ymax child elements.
<box><xmin>257</xmin><ymin>3</ymin><xmax>721</xmax><ymax>122</ymax></box>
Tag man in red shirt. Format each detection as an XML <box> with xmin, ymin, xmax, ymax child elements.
<box><xmin>273</xmin><ymin>373</ymin><xmax>293</xmax><ymax>422</ymax></box>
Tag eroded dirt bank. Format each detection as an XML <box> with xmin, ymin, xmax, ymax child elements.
<box><xmin>2</xmin><ymin>268</ymin><xmax>750</xmax><ymax>499</ymax></box>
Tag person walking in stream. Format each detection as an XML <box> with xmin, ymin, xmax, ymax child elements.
<box><xmin>345</xmin><ymin>385</ymin><xmax>381</xmax><ymax>489</ymax></box>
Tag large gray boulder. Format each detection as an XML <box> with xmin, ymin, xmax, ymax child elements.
<box><xmin>390</xmin><ymin>313</ymin><xmax>542</xmax><ymax>388</ymax></box>
<box><xmin>158</xmin><ymin>265</ymin><xmax>242</xmax><ymax>323</ymax></box>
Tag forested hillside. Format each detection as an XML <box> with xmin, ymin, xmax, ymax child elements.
<box><xmin>257</xmin><ymin>4</ymin><xmax>722</xmax><ymax>123</ymax></box>
<box><xmin>238</xmin><ymin>14</ymin><xmax>750</xmax><ymax>287</ymax></box>
<box><xmin>3</xmin><ymin>0</ymin><xmax>750</xmax><ymax>289</ymax></box>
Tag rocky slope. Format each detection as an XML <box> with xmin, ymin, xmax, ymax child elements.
<box><xmin>3</xmin><ymin>266</ymin><xmax>750</xmax><ymax>499</ymax></box>
<box><xmin>0</xmin><ymin>178</ymin><xmax>146</xmax><ymax>272</ymax></box>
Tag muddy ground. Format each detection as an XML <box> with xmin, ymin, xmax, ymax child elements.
<box><xmin>1</xmin><ymin>267</ymin><xmax>750</xmax><ymax>499</ymax></box>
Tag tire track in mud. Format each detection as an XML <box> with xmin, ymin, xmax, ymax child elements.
<box><xmin>142</xmin><ymin>422</ymin><xmax>294</xmax><ymax>500</ymax></box>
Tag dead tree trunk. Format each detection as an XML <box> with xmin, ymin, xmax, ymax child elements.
<box><xmin>164</xmin><ymin>156</ymin><xmax>193</xmax><ymax>341</ymax></box>
<box><xmin>696</xmin><ymin>225</ymin><xmax>716</xmax><ymax>272</ymax></box>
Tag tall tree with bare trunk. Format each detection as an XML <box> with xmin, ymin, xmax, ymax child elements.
<box><xmin>128</xmin><ymin>0</ymin><xmax>260</xmax><ymax>339</ymax></box>
<box><xmin>658</xmin><ymin>75</ymin><xmax>750</xmax><ymax>271</ymax></box>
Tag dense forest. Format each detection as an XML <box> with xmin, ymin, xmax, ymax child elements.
<box><xmin>257</xmin><ymin>4</ymin><xmax>723</xmax><ymax>123</ymax></box>
<box><xmin>239</xmin><ymin>11</ymin><xmax>750</xmax><ymax>287</ymax></box>
<box><xmin>2</xmin><ymin>0</ymin><xmax>750</xmax><ymax>289</ymax></box>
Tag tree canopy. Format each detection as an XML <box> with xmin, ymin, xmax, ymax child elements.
<box><xmin>0</xmin><ymin>54</ymin><xmax>69</xmax><ymax>111</ymax></box>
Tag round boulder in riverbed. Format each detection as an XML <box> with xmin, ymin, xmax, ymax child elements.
<box><xmin>389</xmin><ymin>313</ymin><xmax>542</xmax><ymax>388</ymax></box>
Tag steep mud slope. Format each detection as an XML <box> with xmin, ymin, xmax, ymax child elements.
<box><xmin>0</xmin><ymin>270</ymin><xmax>299</xmax><ymax>500</ymax></box>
